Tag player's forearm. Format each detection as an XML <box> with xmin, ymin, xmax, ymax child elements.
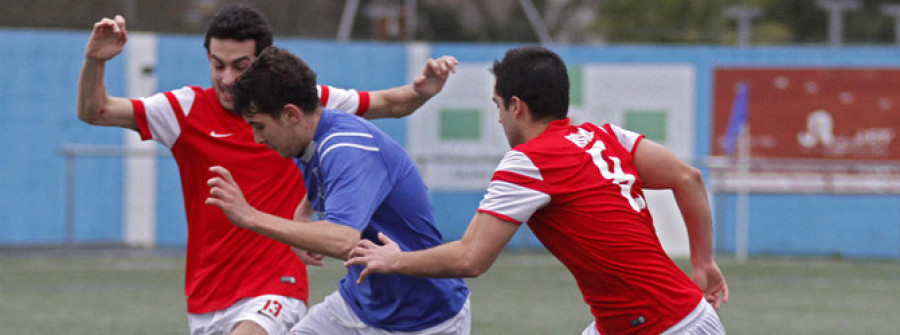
<box><xmin>365</xmin><ymin>85</ymin><xmax>428</xmax><ymax>119</ymax></box>
<box><xmin>245</xmin><ymin>211</ymin><xmax>360</xmax><ymax>260</ymax></box>
<box><xmin>671</xmin><ymin>168</ymin><xmax>716</xmax><ymax>266</ymax></box>
<box><xmin>77</xmin><ymin>59</ymin><xmax>136</xmax><ymax>129</ymax></box>
<box><xmin>395</xmin><ymin>214</ymin><xmax>510</xmax><ymax>278</ymax></box>
<box><xmin>77</xmin><ymin>58</ymin><xmax>109</xmax><ymax>123</ymax></box>
<box><xmin>395</xmin><ymin>241</ymin><xmax>489</xmax><ymax>278</ymax></box>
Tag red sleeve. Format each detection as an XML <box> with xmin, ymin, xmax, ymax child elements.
<box><xmin>131</xmin><ymin>99</ymin><xmax>152</xmax><ymax>140</ymax></box>
<box><xmin>318</xmin><ymin>85</ymin><xmax>330</xmax><ymax>107</ymax></box>
<box><xmin>355</xmin><ymin>91</ymin><xmax>370</xmax><ymax>117</ymax></box>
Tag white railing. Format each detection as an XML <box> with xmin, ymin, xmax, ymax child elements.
<box><xmin>60</xmin><ymin>144</ymin><xmax>171</xmax><ymax>245</ymax></box>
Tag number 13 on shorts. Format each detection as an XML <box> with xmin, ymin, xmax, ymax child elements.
<box><xmin>259</xmin><ymin>299</ymin><xmax>283</xmax><ymax>319</ymax></box>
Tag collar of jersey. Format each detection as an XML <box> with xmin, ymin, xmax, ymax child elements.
<box><xmin>298</xmin><ymin>139</ymin><xmax>317</xmax><ymax>163</ymax></box>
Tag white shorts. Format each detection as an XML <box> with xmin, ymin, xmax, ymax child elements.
<box><xmin>581</xmin><ymin>299</ymin><xmax>725</xmax><ymax>335</ymax></box>
<box><xmin>188</xmin><ymin>294</ymin><xmax>306</xmax><ymax>335</ymax></box>
<box><xmin>290</xmin><ymin>291</ymin><xmax>471</xmax><ymax>335</ymax></box>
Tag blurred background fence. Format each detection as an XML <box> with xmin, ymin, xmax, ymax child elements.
<box><xmin>2</xmin><ymin>0</ymin><xmax>900</xmax><ymax>260</ymax></box>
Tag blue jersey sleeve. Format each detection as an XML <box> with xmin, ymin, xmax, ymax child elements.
<box><xmin>317</xmin><ymin>134</ymin><xmax>392</xmax><ymax>231</ymax></box>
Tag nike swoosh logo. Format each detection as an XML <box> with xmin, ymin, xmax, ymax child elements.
<box><xmin>210</xmin><ymin>131</ymin><xmax>234</xmax><ymax>138</ymax></box>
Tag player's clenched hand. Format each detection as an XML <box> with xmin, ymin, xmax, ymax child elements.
<box><xmin>412</xmin><ymin>56</ymin><xmax>459</xmax><ymax>98</ymax></box>
<box><xmin>86</xmin><ymin>15</ymin><xmax>128</xmax><ymax>62</ymax></box>
<box><xmin>293</xmin><ymin>247</ymin><xmax>324</xmax><ymax>266</ymax></box>
<box><xmin>692</xmin><ymin>262</ymin><xmax>729</xmax><ymax>310</ymax></box>
<box><xmin>205</xmin><ymin>166</ymin><xmax>257</xmax><ymax>229</ymax></box>
<box><xmin>344</xmin><ymin>232</ymin><xmax>402</xmax><ymax>284</ymax></box>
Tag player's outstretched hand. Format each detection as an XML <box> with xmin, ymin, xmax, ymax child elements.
<box><xmin>344</xmin><ymin>232</ymin><xmax>402</xmax><ymax>284</ymax></box>
<box><xmin>412</xmin><ymin>56</ymin><xmax>459</xmax><ymax>98</ymax></box>
<box><xmin>692</xmin><ymin>262</ymin><xmax>729</xmax><ymax>310</ymax></box>
<box><xmin>86</xmin><ymin>15</ymin><xmax>128</xmax><ymax>62</ymax></box>
<box><xmin>205</xmin><ymin>166</ymin><xmax>257</xmax><ymax>229</ymax></box>
<box><xmin>292</xmin><ymin>247</ymin><xmax>325</xmax><ymax>266</ymax></box>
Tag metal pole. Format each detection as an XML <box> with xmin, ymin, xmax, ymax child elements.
<box><xmin>123</xmin><ymin>0</ymin><xmax>136</xmax><ymax>25</ymax></box>
<box><xmin>816</xmin><ymin>0</ymin><xmax>861</xmax><ymax>46</ymax></box>
<box><xmin>65</xmin><ymin>152</ymin><xmax>76</xmax><ymax>245</ymax></box>
<box><xmin>338</xmin><ymin>0</ymin><xmax>361</xmax><ymax>41</ymax></box>
<box><xmin>735</xmin><ymin>124</ymin><xmax>750</xmax><ymax>262</ymax></box>
<box><xmin>723</xmin><ymin>6</ymin><xmax>763</xmax><ymax>47</ymax></box>
<box><xmin>518</xmin><ymin>0</ymin><xmax>553</xmax><ymax>44</ymax></box>
<box><xmin>879</xmin><ymin>4</ymin><xmax>900</xmax><ymax>45</ymax></box>
<box><xmin>405</xmin><ymin>0</ymin><xmax>416</xmax><ymax>40</ymax></box>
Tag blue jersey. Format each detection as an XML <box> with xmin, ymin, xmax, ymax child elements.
<box><xmin>296</xmin><ymin>110</ymin><xmax>469</xmax><ymax>331</ymax></box>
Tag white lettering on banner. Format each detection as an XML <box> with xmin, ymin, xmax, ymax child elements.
<box><xmin>797</xmin><ymin>110</ymin><xmax>897</xmax><ymax>156</ymax></box>
<box><xmin>586</xmin><ymin>140</ymin><xmax>647</xmax><ymax>212</ymax></box>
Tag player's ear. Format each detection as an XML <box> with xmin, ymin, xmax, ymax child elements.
<box><xmin>282</xmin><ymin>104</ymin><xmax>302</xmax><ymax>123</ymax></box>
<box><xmin>510</xmin><ymin>96</ymin><xmax>526</xmax><ymax>119</ymax></box>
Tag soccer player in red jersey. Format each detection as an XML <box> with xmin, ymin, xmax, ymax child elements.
<box><xmin>346</xmin><ymin>46</ymin><xmax>728</xmax><ymax>334</ymax></box>
<box><xmin>76</xmin><ymin>4</ymin><xmax>457</xmax><ymax>335</ymax></box>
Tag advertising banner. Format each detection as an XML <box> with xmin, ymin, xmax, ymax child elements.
<box><xmin>712</xmin><ymin>68</ymin><xmax>900</xmax><ymax>193</ymax></box>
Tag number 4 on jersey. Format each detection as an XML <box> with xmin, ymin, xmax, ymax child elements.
<box><xmin>586</xmin><ymin>140</ymin><xmax>647</xmax><ymax>212</ymax></box>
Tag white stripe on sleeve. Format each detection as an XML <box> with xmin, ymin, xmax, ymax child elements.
<box><xmin>321</xmin><ymin>86</ymin><xmax>362</xmax><ymax>114</ymax></box>
<box><xmin>478</xmin><ymin>180</ymin><xmax>550</xmax><ymax>223</ymax></box>
<box><xmin>608</xmin><ymin>124</ymin><xmax>643</xmax><ymax>153</ymax></box>
<box><xmin>496</xmin><ymin>151</ymin><xmax>543</xmax><ymax>181</ymax></box>
<box><xmin>139</xmin><ymin>86</ymin><xmax>195</xmax><ymax>148</ymax></box>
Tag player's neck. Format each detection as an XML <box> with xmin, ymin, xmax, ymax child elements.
<box><xmin>521</xmin><ymin>119</ymin><xmax>552</xmax><ymax>143</ymax></box>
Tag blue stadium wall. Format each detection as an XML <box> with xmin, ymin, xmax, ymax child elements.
<box><xmin>1</xmin><ymin>28</ymin><xmax>898</xmax><ymax>258</ymax></box>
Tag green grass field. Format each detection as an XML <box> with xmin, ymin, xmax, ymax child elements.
<box><xmin>1</xmin><ymin>250</ymin><xmax>898</xmax><ymax>334</ymax></box>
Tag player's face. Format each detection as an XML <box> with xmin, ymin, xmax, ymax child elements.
<box><xmin>208</xmin><ymin>38</ymin><xmax>257</xmax><ymax>111</ymax></box>
<box><xmin>244</xmin><ymin>110</ymin><xmax>300</xmax><ymax>158</ymax></box>
<box><xmin>493</xmin><ymin>93</ymin><xmax>522</xmax><ymax>147</ymax></box>
<box><xmin>244</xmin><ymin>105</ymin><xmax>315</xmax><ymax>158</ymax></box>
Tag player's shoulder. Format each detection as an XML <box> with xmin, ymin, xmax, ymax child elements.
<box><xmin>161</xmin><ymin>85</ymin><xmax>206</xmax><ymax>96</ymax></box>
<box><xmin>596</xmin><ymin>123</ymin><xmax>643</xmax><ymax>152</ymax></box>
<box><xmin>323</xmin><ymin>109</ymin><xmax>371</xmax><ymax>130</ymax></box>
<box><xmin>319</xmin><ymin>111</ymin><xmax>378</xmax><ymax>143</ymax></box>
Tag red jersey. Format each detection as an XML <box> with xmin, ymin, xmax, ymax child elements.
<box><xmin>477</xmin><ymin>119</ymin><xmax>702</xmax><ymax>334</ymax></box>
<box><xmin>131</xmin><ymin>85</ymin><xmax>369</xmax><ymax>314</ymax></box>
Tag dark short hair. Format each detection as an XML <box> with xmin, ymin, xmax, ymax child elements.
<box><xmin>490</xmin><ymin>46</ymin><xmax>569</xmax><ymax>121</ymax></box>
<box><xmin>204</xmin><ymin>3</ymin><xmax>273</xmax><ymax>56</ymax></box>
<box><xmin>232</xmin><ymin>46</ymin><xmax>320</xmax><ymax>118</ymax></box>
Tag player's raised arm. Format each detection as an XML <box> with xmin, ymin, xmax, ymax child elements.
<box><xmin>77</xmin><ymin>15</ymin><xmax>138</xmax><ymax>129</ymax></box>
<box><xmin>633</xmin><ymin>138</ymin><xmax>729</xmax><ymax>310</ymax></box>
<box><xmin>363</xmin><ymin>56</ymin><xmax>459</xmax><ymax>119</ymax></box>
<box><xmin>346</xmin><ymin>212</ymin><xmax>519</xmax><ymax>283</ymax></box>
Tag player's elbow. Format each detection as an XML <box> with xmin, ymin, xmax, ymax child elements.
<box><xmin>454</xmin><ymin>253</ymin><xmax>491</xmax><ymax>277</ymax></box>
<box><xmin>678</xmin><ymin>165</ymin><xmax>706</xmax><ymax>189</ymax></box>
<box><xmin>77</xmin><ymin>106</ymin><xmax>98</xmax><ymax>124</ymax></box>
<box><xmin>78</xmin><ymin>105</ymin><xmax>114</xmax><ymax>126</ymax></box>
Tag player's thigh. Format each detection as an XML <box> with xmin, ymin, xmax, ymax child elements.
<box><xmin>231</xmin><ymin>294</ymin><xmax>306</xmax><ymax>335</ymax></box>
<box><xmin>661</xmin><ymin>300</ymin><xmax>725</xmax><ymax>335</ymax></box>
<box><xmin>189</xmin><ymin>294</ymin><xmax>305</xmax><ymax>335</ymax></box>
<box><xmin>290</xmin><ymin>291</ymin><xmax>369</xmax><ymax>334</ymax></box>
<box><xmin>291</xmin><ymin>292</ymin><xmax>470</xmax><ymax>335</ymax></box>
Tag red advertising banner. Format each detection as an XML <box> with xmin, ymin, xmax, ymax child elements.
<box><xmin>713</xmin><ymin>68</ymin><xmax>900</xmax><ymax>161</ymax></box>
